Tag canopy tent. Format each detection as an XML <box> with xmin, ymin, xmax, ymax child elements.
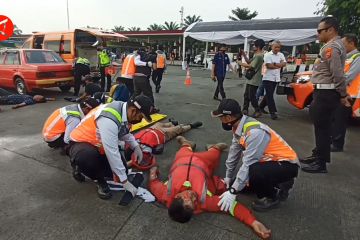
<box><xmin>182</xmin><ymin>17</ymin><xmax>322</xmax><ymax>66</ymax></box>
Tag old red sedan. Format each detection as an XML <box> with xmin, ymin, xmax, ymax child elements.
<box><xmin>0</xmin><ymin>49</ymin><xmax>74</xmax><ymax>94</ymax></box>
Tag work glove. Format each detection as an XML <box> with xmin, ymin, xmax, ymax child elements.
<box><xmin>133</xmin><ymin>145</ymin><xmax>143</xmax><ymax>164</ymax></box>
<box><xmin>218</xmin><ymin>190</ymin><xmax>236</xmax><ymax>212</ymax></box>
<box><xmin>147</xmin><ymin>61</ymin><xmax>153</xmax><ymax>67</ymax></box>
<box><xmin>223</xmin><ymin>177</ymin><xmax>231</xmax><ymax>189</ymax></box>
<box><xmin>123</xmin><ymin>180</ymin><xmax>138</xmax><ymax>197</ymax></box>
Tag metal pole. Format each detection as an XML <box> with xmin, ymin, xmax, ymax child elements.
<box><xmin>66</xmin><ymin>0</ymin><xmax>70</xmax><ymax>30</ymax></box>
<box><xmin>204</xmin><ymin>41</ymin><xmax>208</xmax><ymax>68</ymax></box>
<box><xmin>180</xmin><ymin>7</ymin><xmax>184</xmax><ymax>28</ymax></box>
<box><xmin>292</xmin><ymin>46</ymin><xmax>296</xmax><ymax>57</ymax></box>
<box><xmin>182</xmin><ymin>35</ymin><xmax>186</xmax><ymax>70</ymax></box>
<box><xmin>243</xmin><ymin>37</ymin><xmax>248</xmax><ymax>58</ymax></box>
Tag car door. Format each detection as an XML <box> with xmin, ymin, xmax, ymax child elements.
<box><xmin>2</xmin><ymin>50</ymin><xmax>20</xmax><ymax>88</ymax></box>
<box><xmin>0</xmin><ymin>51</ymin><xmax>6</xmax><ymax>87</ymax></box>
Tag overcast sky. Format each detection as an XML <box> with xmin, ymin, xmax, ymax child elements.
<box><xmin>1</xmin><ymin>0</ymin><xmax>320</xmax><ymax>34</ymax></box>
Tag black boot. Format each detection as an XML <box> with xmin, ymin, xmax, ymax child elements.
<box><xmin>190</xmin><ymin>121</ymin><xmax>203</xmax><ymax>129</ymax></box>
<box><xmin>301</xmin><ymin>161</ymin><xmax>327</xmax><ymax>173</ymax></box>
<box><xmin>299</xmin><ymin>149</ymin><xmax>319</xmax><ymax>164</ymax></box>
<box><xmin>277</xmin><ymin>179</ymin><xmax>294</xmax><ymax>201</ymax></box>
<box><xmin>252</xmin><ymin>197</ymin><xmax>280</xmax><ymax>212</ymax></box>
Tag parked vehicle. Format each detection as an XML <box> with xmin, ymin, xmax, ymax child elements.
<box><xmin>0</xmin><ymin>49</ymin><xmax>74</xmax><ymax>94</ymax></box>
<box><xmin>22</xmin><ymin>28</ymin><xmax>127</xmax><ymax>75</ymax></box>
<box><xmin>277</xmin><ymin>71</ymin><xmax>360</xmax><ymax>119</ymax></box>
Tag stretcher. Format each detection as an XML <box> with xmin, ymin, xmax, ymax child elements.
<box><xmin>130</xmin><ymin>113</ymin><xmax>167</xmax><ymax>132</ymax></box>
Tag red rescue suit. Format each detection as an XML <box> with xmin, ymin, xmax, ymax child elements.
<box><xmin>149</xmin><ymin>146</ymin><xmax>256</xmax><ymax>226</ymax></box>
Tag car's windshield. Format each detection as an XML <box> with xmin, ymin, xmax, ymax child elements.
<box><xmin>25</xmin><ymin>51</ymin><xmax>65</xmax><ymax>64</ymax></box>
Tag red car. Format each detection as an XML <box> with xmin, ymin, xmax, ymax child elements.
<box><xmin>0</xmin><ymin>49</ymin><xmax>74</xmax><ymax>94</ymax></box>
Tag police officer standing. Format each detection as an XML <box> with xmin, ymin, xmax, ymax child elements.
<box><xmin>301</xmin><ymin>17</ymin><xmax>352</xmax><ymax>173</ymax></box>
<box><xmin>98</xmin><ymin>46</ymin><xmax>112</xmax><ymax>92</ymax></box>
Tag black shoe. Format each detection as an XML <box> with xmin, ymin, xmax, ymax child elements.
<box><xmin>252</xmin><ymin>197</ymin><xmax>280</xmax><ymax>212</ymax></box>
<box><xmin>270</xmin><ymin>113</ymin><xmax>278</xmax><ymax>120</ymax></box>
<box><xmin>168</xmin><ymin>118</ymin><xmax>179</xmax><ymax>126</ymax></box>
<box><xmin>72</xmin><ymin>167</ymin><xmax>85</xmax><ymax>182</ymax></box>
<box><xmin>213</xmin><ymin>96</ymin><xmax>220</xmax><ymax>101</ymax></box>
<box><xmin>260</xmin><ymin>108</ymin><xmax>269</xmax><ymax>114</ymax></box>
<box><xmin>242</xmin><ymin>109</ymin><xmax>248</xmax><ymax>115</ymax></box>
<box><xmin>331</xmin><ymin>145</ymin><xmax>343</xmax><ymax>152</ymax></box>
<box><xmin>190</xmin><ymin>121</ymin><xmax>203</xmax><ymax>129</ymax></box>
<box><xmin>97</xmin><ymin>181</ymin><xmax>112</xmax><ymax>200</ymax></box>
<box><xmin>277</xmin><ymin>179</ymin><xmax>294</xmax><ymax>201</ymax></box>
<box><xmin>299</xmin><ymin>155</ymin><xmax>318</xmax><ymax>164</ymax></box>
<box><xmin>301</xmin><ymin>161</ymin><xmax>327</xmax><ymax>173</ymax></box>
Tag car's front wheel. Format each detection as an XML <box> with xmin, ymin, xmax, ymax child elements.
<box><xmin>59</xmin><ymin>86</ymin><xmax>71</xmax><ymax>92</ymax></box>
<box><xmin>15</xmin><ymin>77</ymin><xmax>28</xmax><ymax>95</ymax></box>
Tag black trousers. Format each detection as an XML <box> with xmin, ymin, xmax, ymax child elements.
<box><xmin>243</xmin><ymin>84</ymin><xmax>260</xmax><ymax>112</ymax></box>
<box><xmin>123</xmin><ymin>78</ymin><xmax>134</xmax><ymax>96</ymax></box>
<box><xmin>310</xmin><ymin>90</ymin><xmax>341</xmax><ymax>165</ymax></box>
<box><xmin>151</xmin><ymin>68</ymin><xmax>164</xmax><ymax>87</ymax></box>
<box><xmin>331</xmin><ymin>101</ymin><xmax>352</xmax><ymax>149</ymax></box>
<box><xmin>133</xmin><ymin>75</ymin><xmax>155</xmax><ymax>104</ymax></box>
<box><xmin>74</xmin><ymin>64</ymin><xmax>90</xmax><ymax>96</ymax></box>
<box><xmin>69</xmin><ymin>142</ymin><xmax>113</xmax><ymax>184</ymax></box>
<box><xmin>214</xmin><ymin>76</ymin><xmax>226</xmax><ymax>99</ymax></box>
<box><xmin>99</xmin><ymin>66</ymin><xmax>112</xmax><ymax>92</ymax></box>
<box><xmin>249</xmin><ymin>161</ymin><xmax>299</xmax><ymax>199</ymax></box>
<box><xmin>46</xmin><ymin>134</ymin><xmax>66</xmax><ymax>148</ymax></box>
<box><xmin>259</xmin><ymin>80</ymin><xmax>278</xmax><ymax>113</ymax></box>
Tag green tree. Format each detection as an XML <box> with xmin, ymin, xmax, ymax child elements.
<box><xmin>13</xmin><ymin>25</ymin><xmax>22</xmax><ymax>35</ymax></box>
<box><xmin>162</xmin><ymin>21</ymin><xmax>180</xmax><ymax>30</ymax></box>
<box><xmin>229</xmin><ymin>7</ymin><xmax>258</xmax><ymax>21</ymax></box>
<box><xmin>315</xmin><ymin>0</ymin><xmax>360</xmax><ymax>35</ymax></box>
<box><xmin>147</xmin><ymin>24</ymin><xmax>163</xmax><ymax>31</ymax></box>
<box><xmin>183</xmin><ymin>15</ymin><xmax>203</xmax><ymax>28</ymax></box>
<box><xmin>112</xmin><ymin>25</ymin><xmax>125</xmax><ymax>32</ymax></box>
<box><xmin>127</xmin><ymin>27</ymin><xmax>141</xmax><ymax>31</ymax></box>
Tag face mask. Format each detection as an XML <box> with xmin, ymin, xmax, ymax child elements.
<box><xmin>221</xmin><ymin>118</ymin><xmax>239</xmax><ymax>131</ymax></box>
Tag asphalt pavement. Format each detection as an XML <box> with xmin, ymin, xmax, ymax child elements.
<box><xmin>0</xmin><ymin>66</ymin><xmax>359</xmax><ymax>240</ymax></box>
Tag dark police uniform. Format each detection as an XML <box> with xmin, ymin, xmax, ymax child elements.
<box><xmin>133</xmin><ymin>51</ymin><xmax>157</xmax><ymax>104</ymax></box>
<box><xmin>304</xmin><ymin>36</ymin><xmax>346</xmax><ymax>171</ymax></box>
<box><xmin>212</xmin><ymin>52</ymin><xmax>230</xmax><ymax>99</ymax></box>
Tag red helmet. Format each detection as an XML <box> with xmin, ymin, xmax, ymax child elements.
<box><xmin>130</xmin><ymin>151</ymin><xmax>156</xmax><ymax>171</ymax></box>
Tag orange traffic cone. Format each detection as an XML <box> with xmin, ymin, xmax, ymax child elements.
<box><xmin>184</xmin><ymin>68</ymin><xmax>192</xmax><ymax>86</ymax></box>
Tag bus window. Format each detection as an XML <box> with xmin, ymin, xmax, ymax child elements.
<box><xmin>44</xmin><ymin>41</ymin><xmax>60</xmax><ymax>53</ymax></box>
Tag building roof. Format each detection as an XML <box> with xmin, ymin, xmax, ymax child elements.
<box><xmin>118</xmin><ymin>30</ymin><xmax>184</xmax><ymax>37</ymax></box>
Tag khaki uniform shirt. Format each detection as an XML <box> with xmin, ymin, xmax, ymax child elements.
<box><xmin>311</xmin><ymin>36</ymin><xmax>347</xmax><ymax>97</ymax></box>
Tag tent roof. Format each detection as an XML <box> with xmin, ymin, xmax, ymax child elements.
<box><xmin>187</xmin><ymin>17</ymin><xmax>323</xmax><ymax>32</ymax></box>
<box><xmin>184</xmin><ymin>17</ymin><xmax>323</xmax><ymax>46</ymax></box>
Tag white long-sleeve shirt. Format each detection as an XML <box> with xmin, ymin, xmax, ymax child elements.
<box><xmin>96</xmin><ymin>103</ymin><xmax>138</xmax><ymax>182</ymax></box>
<box><xmin>63</xmin><ymin>105</ymin><xmax>84</xmax><ymax>144</ymax></box>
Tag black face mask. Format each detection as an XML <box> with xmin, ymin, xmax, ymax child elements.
<box><xmin>221</xmin><ymin>118</ymin><xmax>239</xmax><ymax>131</ymax></box>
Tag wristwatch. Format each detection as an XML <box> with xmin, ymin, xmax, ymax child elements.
<box><xmin>229</xmin><ymin>187</ymin><xmax>238</xmax><ymax>194</ymax></box>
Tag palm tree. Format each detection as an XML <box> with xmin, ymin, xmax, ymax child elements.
<box><xmin>147</xmin><ymin>24</ymin><xmax>163</xmax><ymax>31</ymax></box>
<box><xmin>229</xmin><ymin>7</ymin><xmax>258</xmax><ymax>21</ymax></box>
<box><xmin>162</xmin><ymin>21</ymin><xmax>180</xmax><ymax>30</ymax></box>
<box><xmin>127</xmin><ymin>27</ymin><xmax>141</xmax><ymax>31</ymax></box>
<box><xmin>112</xmin><ymin>25</ymin><xmax>125</xmax><ymax>32</ymax></box>
<box><xmin>13</xmin><ymin>25</ymin><xmax>22</xmax><ymax>35</ymax></box>
<box><xmin>183</xmin><ymin>15</ymin><xmax>202</xmax><ymax>28</ymax></box>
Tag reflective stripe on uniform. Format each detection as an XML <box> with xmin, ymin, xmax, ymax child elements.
<box><xmin>103</xmin><ymin>108</ymin><xmax>123</xmax><ymax>123</ymax></box>
<box><xmin>229</xmin><ymin>201</ymin><xmax>237</xmax><ymax>216</ymax></box>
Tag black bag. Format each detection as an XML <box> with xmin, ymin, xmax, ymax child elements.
<box><xmin>245</xmin><ymin>68</ymin><xmax>258</xmax><ymax>80</ymax></box>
